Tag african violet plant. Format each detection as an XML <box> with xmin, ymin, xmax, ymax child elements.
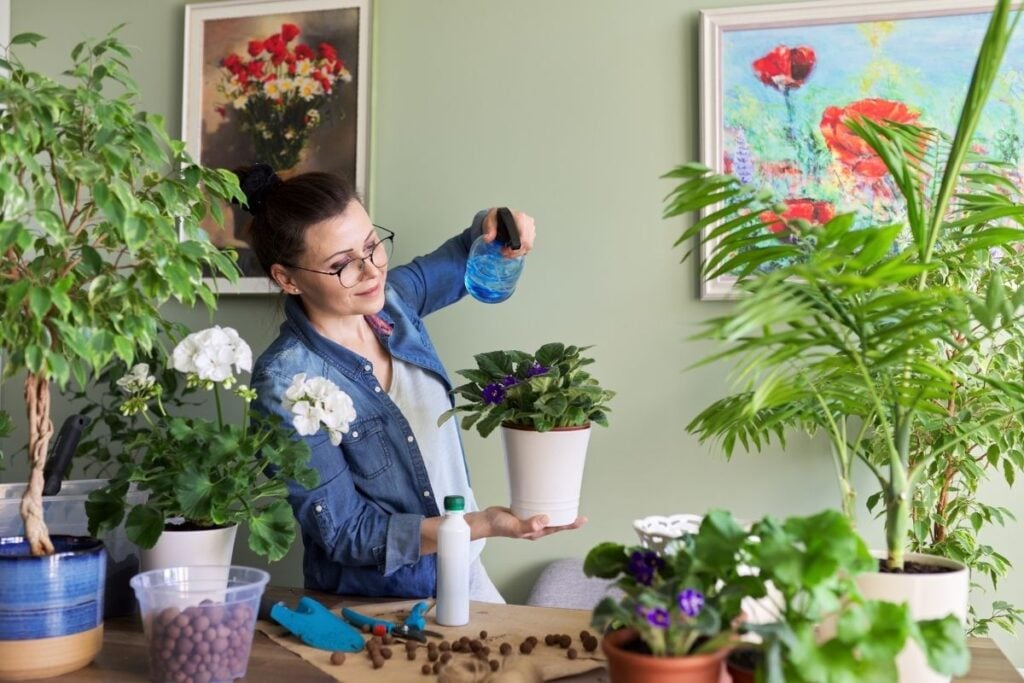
<box><xmin>439</xmin><ymin>343</ymin><xmax>614</xmax><ymax>437</ymax></box>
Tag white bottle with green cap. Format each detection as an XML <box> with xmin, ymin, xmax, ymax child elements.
<box><xmin>436</xmin><ymin>494</ymin><xmax>470</xmax><ymax>626</ymax></box>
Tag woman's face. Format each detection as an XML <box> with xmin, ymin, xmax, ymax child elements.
<box><xmin>285</xmin><ymin>200</ymin><xmax>389</xmax><ymax>319</ymax></box>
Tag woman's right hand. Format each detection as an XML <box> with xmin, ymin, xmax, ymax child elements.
<box><xmin>472</xmin><ymin>506</ymin><xmax>586</xmax><ymax>541</ymax></box>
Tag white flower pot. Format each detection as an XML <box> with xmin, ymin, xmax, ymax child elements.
<box><xmin>140</xmin><ymin>523</ymin><xmax>237</xmax><ymax>573</ymax></box>
<box><xmin>856</xmin><ymin>552</ymin><xmax>968</xmax><ymax>683</ymax></box>
<box><xmin>500</xmin><ymin>424</ymin><xmax>591</xmax><ymax>527</ymax></box>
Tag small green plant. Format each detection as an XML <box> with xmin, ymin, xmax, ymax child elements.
<box><xmin>439</xmin><ymin>343</ymin><xmax>614</xmax><ymax>438</ymax></box>
<box><xmin>742</xmin><ymin>511</ymin><xmax>970</xmax><ymax>682</ymax></box>
<box><xmin>0</xmin><ymin>28</ymin><xmax>242</xmax><ymax>555</ymax></box>
<box><xmin>86</xmin><ymin>326</ymin><xmax>356</xmax><ymax>561</ymax></box>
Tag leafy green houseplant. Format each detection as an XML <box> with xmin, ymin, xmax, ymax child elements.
<box><xmin>0</xmin><ymin>29</ymin><xmax>242</xmax><ymax>557</ymax></box>
<box><xmin>440</xmin><ymin>343</ymin><xmax>615</xmax><ymax>436</ymax></box>
<box><xmin>735</xmin><ymin>511</ymin><xmax>968</xmax><ymax>683</ymax></box>
<box><xmin>440</xmin><ymin>343</ymin><xmax>614</xmax><ymax>527</ymax></box>
<box><xmin>668</xmin><ymin>0</ymin><xmax>1024</xmax><ymax>582</ymax></box>
<box><xmin>585</xmin><ymin>510</ymin><xmax>969</xmax><ymax>683</ymax></box>
<box><xmin>86</xmin><ymin>326</ymin><xmax>356</xmax><ymax>562</ymax></box>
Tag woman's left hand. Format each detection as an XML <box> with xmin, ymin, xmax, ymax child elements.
<box><xmin>482</xmin><ymin>208</ymin><xmax>536</xmax><ymax>259</ymax></box>
<box><xmin>479</xmin><ymin>506</ymin><xmax>586</xmax><ymax>541</ymax></box>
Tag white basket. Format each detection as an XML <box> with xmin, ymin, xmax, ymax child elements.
<box><xmin>632</xmin><ymin>513</ymin><xmax>704</xmax><ymax>553</ymax></box>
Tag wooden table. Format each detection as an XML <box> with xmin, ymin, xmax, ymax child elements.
<box><xmin>36</xmin><ymin>587</ymin><xmax>1023</xmax><ymax>682</ymax></box>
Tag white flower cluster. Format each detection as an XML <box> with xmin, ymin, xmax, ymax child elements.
<box><xmin>283</xmin><ymin>373</ymin><xmax>357</xmax><ymax>446</ymax></box>
<box><xmin>116</xmin><ymin>363</ymin><xmax>156</xmax><ymax>394</ymax></box>
<box><xmin>171</xmin><ymin>326</ymin><xmax>253</xmax><ymax>385</ymax></box>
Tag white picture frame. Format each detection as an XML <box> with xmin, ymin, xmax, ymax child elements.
<box><xmin>699</xmin><ymin>0</ymin><xmax>1009</xmax><ymax>300</ymax></box>
<box><xmin>182</xmin><ymin>0</ymin><xmax>372</xmax><ymax>295</ymax></box>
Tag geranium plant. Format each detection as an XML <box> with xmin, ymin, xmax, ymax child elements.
<box><xmin>86</xmin><ymin>326</ymin><xmax>356</xmax><ymax>561</ymax></box>
<box><xmin>217</xmin><ymin>21</ymin><xmax>352</xmax><ymax>169</ymax></box>
<box><xmin>439</xmin><ymin>343</ymin><xmax>614</xmax><ymax>437</ymax></box>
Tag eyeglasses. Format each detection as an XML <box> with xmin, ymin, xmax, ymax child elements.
<box><xmin>285</xmin><ymin>226</ymin><xmax>395</xmax><ymax>288</ymax></box>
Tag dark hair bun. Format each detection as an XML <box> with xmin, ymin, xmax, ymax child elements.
<box><xmin>235</xmin><ymin>163</ymin><xmax>282</xmax><ymax>215</ymax></box>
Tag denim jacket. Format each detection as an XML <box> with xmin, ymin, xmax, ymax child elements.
<box><xmin>250</xmin><ymin>213</ymin><xmax>485</xmax><ymax>598</ymax></box>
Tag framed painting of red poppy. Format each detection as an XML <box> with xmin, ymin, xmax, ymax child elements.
<box><xmin>699</xmin><ymin>0</ymin><xmax>1022</xmax><ymax>299</ymax></box>
<box><xmin>182</xmin><ymin>0</ymin><xmax>371</xmax><ymax>294</ymax></box>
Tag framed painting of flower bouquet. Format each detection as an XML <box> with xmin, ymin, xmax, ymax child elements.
<box><xmin>183</xmin><ymin>0</ymin><xmax>371</xmax><ymax>294</ymax></box>
<box><xmin>699</xmin><ymin>0</ymin><xmax>1024</xmax><ymax>299</ymax></box>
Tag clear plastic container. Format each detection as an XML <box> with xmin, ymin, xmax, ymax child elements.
<box><xmin>130</xmin><ymin>565</ymin><xmax>269</xmax><ymax>683</ymax></box>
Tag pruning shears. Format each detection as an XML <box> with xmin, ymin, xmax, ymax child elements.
<box><xmin>341</xmin><ymin>601</ymin><xmax>443</xmax><ymax>642</ymax></box>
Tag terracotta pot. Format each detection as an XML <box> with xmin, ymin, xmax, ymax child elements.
<box><xmin>725</xmin><ymin>651</ymin><xmax>757</xmax><ymax>683</ymax></box>
<box><xmin>602</xmin><ymin>629</ymin><xmax>727</xmax><ymax>683</ymax></box>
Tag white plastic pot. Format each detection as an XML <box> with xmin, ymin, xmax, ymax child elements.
<box><xmin>501</xmin><ymin>424</ymin><xmax>591</xmax><ymax>527</ymax></box>
<box><xmin>856</xmin><ymin>552</ymin><xmax>968</xmax><ymax>683</ymax></box>
<box><xmin>140</xmin><ymin>522</ymin><xmax>237</xmax><ymax>573</ymax></box>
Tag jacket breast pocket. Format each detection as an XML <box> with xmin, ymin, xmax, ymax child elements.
<box><xmin>340</xmin><ymin>417</ymin><xmax>393</xmax><ymax>479</ymax></box>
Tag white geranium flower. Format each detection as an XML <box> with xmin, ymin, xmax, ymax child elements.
<box><xmin>170</xmin><ymin>326</ymin><xmax>253</xmax><ymax>384</ymax></box>
<box><xmin>283</xmin><ymin>374</ymin><xmax>356</xmax><ymax>446</ymax></box>
<box><xmin>116</xmin><ymin>363</ymin><xmax>155</xmax><ymax>394</ymax></box>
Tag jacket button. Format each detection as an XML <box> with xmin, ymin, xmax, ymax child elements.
<box><xmin>315</xmin><ymin>504</ymin><xmax>323</xmax><ymax>513</ymax></box>
<box><xmin>423</xmin><ymin>491</ymin><xmax>431</xmax><ymax>498</ymax></box>
<box><xmin>407</xmin><ymin>435</ymin><xmax>414</xmax><ymax>443</ymax></box>
<box><xmin>364</xmin><ymin>364</ymin><xmax>372</xmax><ymax>371</ymax></box>
<box><xmin>374</xmin><ymin>386</ymin><xmax>381</xmax><ymax>393</ymax></box>
<box><xmin>351</xmin><ymin>431</ymin><xmax>359</xmax><ymax>438</ymax></box>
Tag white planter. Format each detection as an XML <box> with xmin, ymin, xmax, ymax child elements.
<box><xmin>140</xmin><ymin>522</ymin><xmax>237</xmax><ymax>573</ymax></box>
<box><xmin>501</xmin><ymin>424</ymin><xmax>591</xmax><ymax>527</ymax></box>
<box><xmin>856</xmin><ymin>552</ymin><xmax>968</xmax><ymax>683</ymax></box>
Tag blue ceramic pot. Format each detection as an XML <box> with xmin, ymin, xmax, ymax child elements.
<box><xmin>0</xmin><ymin>535</ymin><xmax>106</xmax><ymax>639</ymax></box>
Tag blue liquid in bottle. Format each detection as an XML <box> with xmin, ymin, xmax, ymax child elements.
<box><xmin>464</xmin><ymin>207</ymin><xmax>525</xmax><ymax>303</ymax></box>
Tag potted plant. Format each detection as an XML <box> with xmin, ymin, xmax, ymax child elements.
<box><xmin>0</xmin><ymin>29</ymin><xmax>241</xmax><ymax>679</ymax></box>
<box><xmin>85</xmin><ymin>326</ymin><xmax>356</xmax><ymax>570</ymax></box>
<box><xmin>728</xmin><ymin>511</ymin><xmax>969</xmax><ymax>683</ymax></box>
<box><xmin>583</xmin><ymin>510</ymin><xmax>756</xmax><ymax>683</ymax></box>
<box><xmin>666</xmin><ymin>2</ymin><xmax>1023</xmax><ymax>680</ymax></box>
<box><xmin>586</xmin><ymin>510</ymin><xmax>968</xmax><ymax>683</ymax></box>
<box><xmin>439</xmin><ymin>343</ymin><xmax>614</xmax><ymax>526</ymax></box>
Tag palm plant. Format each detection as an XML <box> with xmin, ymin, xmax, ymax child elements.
<box><xmin>666</xmin><ymin>0</ymin><xmax>1024</xmax><ymax>572</ymax></box>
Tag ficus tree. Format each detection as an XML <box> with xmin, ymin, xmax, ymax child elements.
<box><xmin>0</xmin><ymin>28</ymin><xmax>241</xmax><ymax>555</ymax></box>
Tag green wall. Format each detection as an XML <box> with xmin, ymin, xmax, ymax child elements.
<box><xmin>6</xmin><ymin>0</ymin><xmax>1023</xmax><ymax>667</ymax></box>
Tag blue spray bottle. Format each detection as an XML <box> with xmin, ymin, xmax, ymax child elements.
<box><xmin>464</xmin><ymin>207</ymin><xmax>525</xmax><ymax>303</ymax></box>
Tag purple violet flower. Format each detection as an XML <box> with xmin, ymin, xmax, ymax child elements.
<box><xmin>501</xmin><ymin>375</ymin><xmax>518</xmax><ymax>387</ymax></box>
<box><xmin>678</xmin><ymin>588</ymin><xmax>705</xmax><ymax>618</ymax></box>
<box><xmin>627</xmin><ymin>550</ymin><xmax>665</xmax><ymax>586</ymax></box>
<box><xmin>481</xmin><ymin>383</ymin><xmax>506</xmax><ymax>406</ymax></box>
<box><xmin>525</xmin><ymin>362</ymin><xmax>548</xmax><ymax>378</ymax></box>
<box><xmin>646</xmin><ymin>607</ymin><xmax>670</xmax><ymax>629</ymax></box>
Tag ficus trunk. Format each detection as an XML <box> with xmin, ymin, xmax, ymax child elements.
<box><xmin>21</xmin><ymin>373</ymin><xmax>54</xmax><ymax>556</ymax></box>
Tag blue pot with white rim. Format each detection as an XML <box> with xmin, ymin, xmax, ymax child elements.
<box><xmin>0</xmin><ymin>536</ymin><xmax>106</xmax><ymax>681</ymax></box>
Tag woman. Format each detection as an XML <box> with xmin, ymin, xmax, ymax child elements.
<box><xmin>245</xmin><ymin>165</ymin><xmax>584</xmax><ymax>600</ymax></box>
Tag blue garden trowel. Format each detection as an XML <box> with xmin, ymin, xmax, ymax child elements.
<box><xmin>269</xmin><ymin>596</ymin><xmax>365</xmax><ymax>652</ymax></box>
